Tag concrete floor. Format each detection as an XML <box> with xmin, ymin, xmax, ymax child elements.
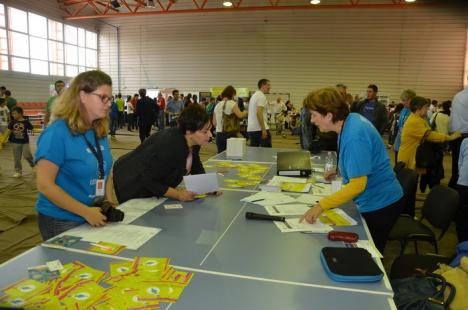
<box><xmin>0</xmin><ymin>127</ymin><xmax>459</xmax><ymax>273</ymax></box>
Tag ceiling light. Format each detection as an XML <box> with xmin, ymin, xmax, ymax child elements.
<box><xmin>405</xmin><ymin>0</ymin><xmax>416</xmax><ymax>2</ymax></box>
<box><xmin>310</xmin><ymin>0</ymin><xmax>320</xmax><ymax>4</ymax></box>
<box><xmin>223</xmin><ymin>1</ymin><xmax>233</xmax><ymax>7</ymax></box>
<box><xmin>147</xmin><ymin>0</ymin><xmax>155</xmax><ymax>7</ymax></box>
<box><xmin>110</xmin><ymin>0</ymin><xmax>121</xmax><ymax>8</ymax></box>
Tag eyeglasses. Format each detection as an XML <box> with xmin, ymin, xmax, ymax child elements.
<box><xmin>90</xmin><ymin>92</ymin><xmax>111</xmax><ymax>104</ymax></box>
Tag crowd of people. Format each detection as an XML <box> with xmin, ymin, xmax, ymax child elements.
<box><xmin>0</xmin><ymin>70</ymin><xmax>467</xmax><ymax>255</ymax></box>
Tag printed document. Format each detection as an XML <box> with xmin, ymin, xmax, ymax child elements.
<box><xmin>264</xmin><ymin>204</ymin><xmax>310</xmax><ymax>216</ymax></box>
<box><xmin>118</xmin><ymin>197</ymin><xmax>166</xmax><ymax>224</ymax></box>
<box><xmin>183</xmin><ymin>173</ymin><xmax>219</xmax><ymax>194</ymax></box>
<box><xmin>59</xmin><ymin>223</ymin><xmax>161</xmax><ymax>250</ymax></box>
<box><xmin>274</xmin><ymin>217</ymin><xmax>332</xmax><ymax>233</ymax></box>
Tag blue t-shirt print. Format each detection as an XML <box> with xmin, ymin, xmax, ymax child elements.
<box><xmin>361</xmin><ymin>101</ymin><xmax>376</xmax><ymax>124</ymax></box>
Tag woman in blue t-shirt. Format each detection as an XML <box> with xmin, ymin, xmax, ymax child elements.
<box><xmin>35</xmin><ymin>70</ymin><xmax>114</xmax><ymax>240</ymax></box>
<box><xmin>300</xmin><ymin>88</ymin><xmax>403</xmax><ymax>252</ymax></box>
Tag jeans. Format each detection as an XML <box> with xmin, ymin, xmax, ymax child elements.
<box><xmin>110</xmin><ymin>117</ymin><xmax>118</xmax><ymax>135</ymax></box>
<box><xmin>248</xmin><ymin>130</ymin><xmax>272</xmax><ymax>147</ymax></box>
<box><xmin>12</xmin><ymin>143</ymin><xmax>34</xmax><ymax>173</ymax></box>
<box><xmin>158</xmin><ymin>110</ymin><xmax>165</xmax><ymax>130</ymax></box>
<box><xmin>38</xmin><ymin>213</ymin><xmax>83</xmax><ymax>241</ymax></box>
<box><xmin>139</xmin><ymin>122</ymin><xmax>152</xmax><ymax>143</ymax></box>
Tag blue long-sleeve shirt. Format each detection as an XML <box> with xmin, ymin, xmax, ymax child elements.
<box><xmin>458</xmin><ymin>138</ymin><xmax>468</xmax><ymax>186</ymax></box>
<box><xmin>393</xmin><ymin>107</ymin><xmax>411</xmax><ymax>152</ymax></box>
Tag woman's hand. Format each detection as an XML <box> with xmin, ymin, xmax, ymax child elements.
<box><xmin>299</xmin><ymin>204</ymin><xmax>324</xmax><ymax>224</ymax></box>
<box><xmin>84</xmin><ymin>207</ymin><xmax>107</xmax><ymax>227</ymax></box>
<box><xmin>448</xmin><ymin>131</ymin><xmax>461</xmax><ymax>141</ymax></box>
<box><xmin>177</xmin><ymin>190</ymin><xmax>197</xmax><ymax>201</ymax></box>
<box><xmin>324</xmin><ymin>170</ymin><xmax>337</xmax><ymax>182</ymax></box>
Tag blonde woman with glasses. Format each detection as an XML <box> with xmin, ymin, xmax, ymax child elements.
<box><xmin>35</xmin><ymin>70</ymin><xmax>114</xmax><ymax>240</ymax></box>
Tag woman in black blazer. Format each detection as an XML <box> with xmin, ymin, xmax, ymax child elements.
<box><xmin>112</xmin><ymin>104</ymin><xmax>212</xmax><ymax>203</ymax></box>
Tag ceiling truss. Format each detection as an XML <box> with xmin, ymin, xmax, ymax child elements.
<box><xmin>56</xmin><ymin>0</ymin><xmax>445</xmax><ymax>20</ymax></box>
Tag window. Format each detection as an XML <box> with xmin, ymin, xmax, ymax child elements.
<box><xmin>64</xmin><ymin>25</ymin><xmax>77</xmax><ymax>44</ymax></box>
<box><xmin>31</xmin><ymin>59</ymin><xmax>48</xmax><ymax>75</ymax></box>
<box><xmin>86</xmin><ymin>31</ymin><xmax>97</xmax><ymax>49</ymax></box>
<box><xmin>8</xmin><ymin>7</ymin><xmax>27</xmax><ymax>33</ymax></box>
<box><xmin>65</xmin><ymin>44</ymin><xmax>78</xmax><ymax>65</ymax></box>
<box><xmin>86</xmin><ymin>49</ymin><xmax>97</xmax><ymax>67</ymax></box>
<box><xmin>0</xmin><ymin>55</ymin><xmax>8</xmax><ymax>70</ymax></box>
<box><xmin>50</xmin><ymin>62</ymin><xmax>64</xmax><ymax>76</ymax></box>
<box><xmin>28</xmin><ymin>13</ymin><xmax>47</xmax><ymax>38</ymax></box>
<box><xmin>48</xmin><ymin>40</ymin><xmax>64</xmax><ymax>63</ymax></box>
<box><xmin>30</xmin><ymin>37</ymin><xmax>48</xmax><ymax>60</ymax></box>
<box><xmin>9</xmin><ymin>31</ymin><xmax>29</xmax><ymax>57</ymax></box>
<box><xmin>11</xmin><ymin>57</ymin><xmax>29</xmax><ymax>72</ymax></box>
<box><xmin>48</xmin><ymin>19</ymin><xmax>63</xmax><ymax>41</ymax></box>
<box><xmin>65</xmin><ymin>65</ymin><xmax>78</xmax><ymax>77</ymax></box>
<box><xmin>0</xmin><ymin>5</ymin><xmax>98</xmax><ymax>77</ymax></box>
<box><xmin>0</xmin><ymin>29</ymin><xmax>7</xmax><ymax>54</ymax></box>
<box><xmin>0</xmin><ymin>4</ymin><xmax>5</xmax><ymax>28</ymax></box>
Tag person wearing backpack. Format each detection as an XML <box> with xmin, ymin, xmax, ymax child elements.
<box><xmin>212</xmin><ymin>85</ymin><xmax>247</xmax><ymax>153</ymax></box>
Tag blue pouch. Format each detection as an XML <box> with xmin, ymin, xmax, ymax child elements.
<box><xmin>320</xmin><ymin>247</ymin><xmax>384</xmax><ymax>282</ymax></box>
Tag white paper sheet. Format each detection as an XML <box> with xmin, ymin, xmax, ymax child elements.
<box><xmin>268</xmin><ymin>176</ymin><xmax>307</xmax><ymax>186</ymax></box>
<box><xmin>311</xmin><ymin>183</ymin><xmax>332</xmax><ymax>196</ymax></box>
<box><xmin>118</xmin><ymin>197</ymin><xmax>166</xmax><ymax>224</ymax></box>
<box><xmin>61</xmin><ymin>223</ymin><xmax>161</xmax><ymax>250</ymax></box>
<box><xmin>274</xmin><ymin>217</ymin><xmax>332</xmax><ymax>233</ymax></box>
<box><xmin>183</xmin><ymin>173</ymin><xmax>219</xmax><ymax>194</ymax></box>
<box><xmin>264</xmin><ymin>204</ymin><xmax>310</xmax><ymax>216</ymax></box>
<box><xmin>294</xmin><ymin>194</ymin><xmax>322</xmax><ymax>205</ymax></box>
<box><xmin>240</xmin><ymin>191</ymin><xmax>296</xmax><ymax>206</ymax></box>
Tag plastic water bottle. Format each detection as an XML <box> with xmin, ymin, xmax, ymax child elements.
<box><xmin>324</xmin><ymin>151</ymin><xmax>335</xmax><ymax>174</ymax></box>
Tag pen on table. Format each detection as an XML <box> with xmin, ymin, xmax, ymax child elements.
<box><xmin>217</xmin><ymin>172</ymin><xmax>225</xmax><ymax>177</ymax></box>
<box><xmin>250</xmin><ymin>198</ymin><xmax>265</xmax><ymax>202</ymax></box>
<box><xmin>89</xmin><ymin>243</ymin><xmax>113</xmax><ymax>251</ymax></box>
<box><xmin>314</xmin><ymin>184</ymin><xmax>325</xmax><ymax>189</ymax></box>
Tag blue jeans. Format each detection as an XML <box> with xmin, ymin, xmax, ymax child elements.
<box><xmin>248</xmin><ymin>130</ymin><xmax>272</xmax><ymax>147</ymax></box>
<box><xmin>38</xmin><ymin>213</ymin><xmax>83</xmax><ymax>241</ymax></box>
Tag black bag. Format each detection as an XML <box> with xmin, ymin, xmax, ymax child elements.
<box><xmin>416</xmin><ymin>131</ymin><xmax>435</xmax><ymax>168</ymax></box>
<box><xmin>320</xmin><ymin>247</ymin><xmax>384</xmax><ymax>282</ymax></box>
<box><xmin>222</xmin><ymin>100</ymin><xmax>240</xmax><ymax>135</ymax></box>
<box><xmin>392</xmin><ymin>272</ymin><xmax>456</xmax><ymax>310</ymax></box>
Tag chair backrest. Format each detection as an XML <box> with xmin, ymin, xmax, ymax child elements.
<box><xmin>422</xmin><ymin>185</ymin><xmax>459</xmax><ymax>239</ymax></box>
<box><xmin>395</xmin><ymin>167</ymin><xmax>418</xmax><ymax>215</ymax></box>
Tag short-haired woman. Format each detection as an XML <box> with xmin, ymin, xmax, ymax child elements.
<box><xmin>300</xmin><ymin>88</ymin><xmax>403</xmax><ymax>252</ymax></box>
<box><xmin>213</xmin><ymin>85</ymin><xmax>247</xmax><ymax>153</ymax></box>
<box><xmin>35</xmin><ymin>70</ymin><xmax>114</xmax><ymax>240</ymax></box>
<box><xmin>112</xmin><ymin>104</ymin><xmax>214</xmax><ymax>203</ymax></box>
<box><xmin>398</xmin><ymin>96</ymin><xmax>460</xmax><ymax>170</ymax></box>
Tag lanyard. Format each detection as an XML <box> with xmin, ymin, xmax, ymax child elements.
<box><xmin>83</xmin><ymin>130</ymin><xmax>104</xmax><ymax>180</ymax></box>
<box><xmin>336</xmin><ymin>117</ymin><xmax>347</xmax><ymax>173</ymax></box>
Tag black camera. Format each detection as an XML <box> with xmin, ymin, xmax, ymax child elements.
<box><xmin>92</xmin><ymin>198</ymin><xmax>125</xmax><ymax>222</ymax></box>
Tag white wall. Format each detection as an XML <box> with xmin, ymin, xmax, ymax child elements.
<box><xmin>0</xmin><ymin>0</ymin><xmax>97</xmax><ymax>102</ymax></box>
<box><xmin>99</xmin><ymin>6</ymin><xmax>468</xmax><ymax>105</ymax></box>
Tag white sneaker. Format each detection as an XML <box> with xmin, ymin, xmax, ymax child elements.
<box><xmin>12</xmin><ymin>172</ymin><xmax>22</xmax><ymax>178</ymax></box>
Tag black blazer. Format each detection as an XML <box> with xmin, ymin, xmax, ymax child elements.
<box><xmin>136</xmin><ymin>96</ymin><xmax>158</xmax><ymax>123</ymax></box>
<box><xmin>113</xmin><ymin>127</ymin><xmax>205</xmax><ymax>203</ymax></box>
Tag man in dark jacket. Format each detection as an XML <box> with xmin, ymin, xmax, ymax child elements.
<box><xmin>136</xmin><ymin>88</ymin><xmax>158</xmax><ymax>143</ymax></box>
<box><xmin>351</xmin><ymin>84</ymin><xmax>388</xmax><ymax>135</ymax></box>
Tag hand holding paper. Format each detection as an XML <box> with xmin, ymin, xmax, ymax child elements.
<box><xmin>183</xmin><ymin>173</ymin><xmax>219</xmax><ymax>194</ymax></box>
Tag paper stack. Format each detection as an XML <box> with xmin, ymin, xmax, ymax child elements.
<box><xmin>226</xmin><ymin>137</ymin><xmax>246</xmax><ymax>159</ymax></box>
<box><xmin>0</xmin><ymin>257</ymin><xmax>193</xmax><ymax>309</ymax></box>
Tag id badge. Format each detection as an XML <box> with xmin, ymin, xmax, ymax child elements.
<box><xmin>331</xmin><ymin>179</ymin><xmax>343</xmax><ymax>193</ymax></box>
<box><xmin>95</xmin><ymin>179</ymin><xmax>105</xmax><ymax>197</ymax></box>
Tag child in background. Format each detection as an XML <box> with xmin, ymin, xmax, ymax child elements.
<box><xmin>8</xmin><ymin>106</ymin><xmax>34</xmax><ymax>178</ymax></box>
<box><xmin>0</xmin><ymin>98</ymin><xmax>9</xmax><ymax>148</ymax></box>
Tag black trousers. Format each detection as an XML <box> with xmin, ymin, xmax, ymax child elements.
<box><xmin>362</xmin><ymin>197</ymin><xmax>403</xmax><ymax>253</ymax></box>
<box><xmin>456</xmin><ymin>185</ymin><xmax>468</xmax><ymax>242</ymax></box>
<box><xmin>449</xmin><ymin>137</ymin><xmax>464</xmax><ymax>188</ymax></box>
<box><xmin>139</xmin><ymin>122</ymin><xmax>152</xmax><ymax>143</ymax></box>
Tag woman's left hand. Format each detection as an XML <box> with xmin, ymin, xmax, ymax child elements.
<box><xmin>299</xmin><ymin>204</ymin><xmax>324</xmax><ymax>224</ymax></box>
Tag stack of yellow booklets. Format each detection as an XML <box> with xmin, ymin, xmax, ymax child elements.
<box><xmin>0</xmin><ymin>257</ymin><xmax>193</xmax><ymax>309</ymax></box>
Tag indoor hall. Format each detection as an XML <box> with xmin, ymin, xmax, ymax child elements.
<box><xmin>0</xmin><ymin>0</ymin><xmax>467</xmax><ymax>309</ymax></box>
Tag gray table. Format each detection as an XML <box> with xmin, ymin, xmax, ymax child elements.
<box><xmin>0</xmin><ymin>246</ymin><xmax>396</xmax><ymax>310</ymax></box>
<box><xmin>210</xmin><ymin>147</ymin><xmax>294</xmax><ymax>163</ymax></box>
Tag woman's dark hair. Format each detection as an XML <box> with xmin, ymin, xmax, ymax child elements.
<box><xmin>221</xmin><ymin>85</ymin><xmax>236</xmax><ymax>100</ymax></box>
<box><xmin>409</xmin><ymin>96</ymin><xmax>429</xmax><ymax>112</ymax></box>
<box><xmin>178</xmin><ymin>104</ymin><xmax>209</xmax><ymax>133</ymax></box>
<box><xmin>441</xmin><ymin>100</ymin><xmax>451</xmax><ymax>116</ymax></box>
